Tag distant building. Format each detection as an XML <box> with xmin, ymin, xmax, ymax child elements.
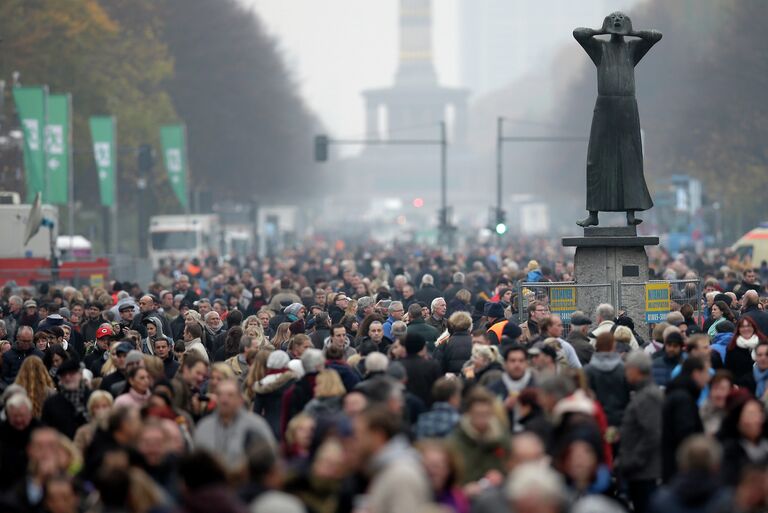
<box><xmin>362</xmin><ymin>0</ymin><xmax>468</xmax><ymax>142</ymax></box>
<box><xmin>330</xmin><ymin>0</ymin><xmax>484</xmax><ymax>234</ymax></box>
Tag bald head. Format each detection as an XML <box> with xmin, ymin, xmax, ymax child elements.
<box><xmin>744</xmin><ymin>289</ymin><xmax>759</xmax><ymax>307</ymax></box>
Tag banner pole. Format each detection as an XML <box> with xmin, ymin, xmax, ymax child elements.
<box><xmin>111</xmin><ymin>116</ymin><xmax>118</xmax><ymax>256</ymax></box>
<box><xmin>67</xmin><ymin>93</ymin><xmax>74</xmax><ymax>259</ymax></box>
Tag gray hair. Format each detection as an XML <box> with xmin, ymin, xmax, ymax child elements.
<box><xmin>16</xmin><ymin>325</ymin><xmax>33</xmax><ymax>339</ymax></box>
<box><xmin>204</xmin><ymin>311</ymin><xmax>220</xmax><ymax>321</ymax></box>
<box><xmin>8</xmin><ymin>296</ymin><xmax>22</xmax><ymax>306</ymax></box>
<box><xmin>538</xmin><ymin>375</ymin><xmax>575</xmax><ymax>402</ymax></box>
<box><xmin>452</xmin><ymin>272</ymin><xmax>465</xmax><ymax>284</ymax></box>
<box><xmin>624</xmin><ymin>350</ymin><xmax>652</xmax><ymax>375</ymax></box>
<box><xmin>505</xmin><ymin>462</ymin><xmax>567</xmax><ymax>505</ymax></box>
<box><xmin>300</xmin><ymin>348</ymin><xmax>325</xmax><ymax>373</ymax></box>
<box><xmin>388</xmin><ymin>301</ymin><xmax>403</xmax><ymax>314</ymax></box>
<box><xmin>365</xmin><ymin>352</ymin><xmax>389</xmax><ymax>373</ymax></box>
<box><xmin>5</xmin><ymin>393</ymin><xmax>32</xmax><ymax>412</ymax></box>
<box><xmin>391</xmin><ymin>321</ymin><xmax>407</xmax><ymax>338</ymax></box>
<box><xmin>430</xmin><ymin>297</ymin><xmax>446</xmax><ymax>310</ymax></box>
<box><xmin>421</xmin><ymin>274</ymin><xmax>434</xmax><ymax>285</ymax></box>
<box><xmin>596</xmin><ymin>303</ymin><xmax>615</xmax><ymax>321</ymax></box>
<box><xmin>239</xmin><ymin>335</ymin><xmax>253</xmax><ymax>353</ymax></box>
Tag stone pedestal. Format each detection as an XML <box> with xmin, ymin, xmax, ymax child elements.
<box><xmin>562</xmin><ymin>226</ymin><xmax>659</xmax><ymax>337</ymax></box>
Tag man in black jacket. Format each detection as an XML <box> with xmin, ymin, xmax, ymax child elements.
<box><xmin>742</xmin><ymin>290</ymin><xmax>768</xmax><ymax>336</ymax></box>
<box><xmin>619</xmin><ymin>351</ymin><xmax>663</xmax><ymax>513</ymax></box>
<box><xmin>153</xmin><ymin>337</ymin><xmax>179</xmax><ymax>380</ymax></box>
<box><xmin>1</xmin><ymin>326</ymin><xmax>43</xmax><ymax>385</ymax></box>
<box><xmin>41</xmin><ymin>359</ymin><xmax>91</xmax><ymax>439</ymax></box>
<box><xmin>400</xmin><ymin>333</ymin><xmax>441</xmax><ymax>406</ymax></box>
<box><xmin>80</xmin><ymin>301</ymin><xmax>104</xmax><ymax>343</ymax></box>
<box><xmin>661</xmin><ymin>356</ymin><xmax>710</xmax><ymax>482</ymax></box>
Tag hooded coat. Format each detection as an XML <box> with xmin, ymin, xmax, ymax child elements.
<box><xmin>141</xmin><ymin>316</ymin><xmax>173</xmax><ymax>356</ymax></box>
<box><xmin>252</xmin><ymin>370</ymin><xmax>297</xmax><ymax>439</ymax></box>
<box><xmin>585</xmin><ymin>352</ymin><xmax>629</xmax><ymax>426</ymax></box>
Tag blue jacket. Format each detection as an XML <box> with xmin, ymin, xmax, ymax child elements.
<box><xmin>651</xmin><ymin>353</ymin><xmax>681</xmax><ymax>387</ymax></box>
<box><xmin>526</xmin><ymin>269</ymin><xmax>543</xmax><ymax>282</ymax></box>
<box><xmin>382</xmin><ymin>316</ymin><xmax>395</xmax><ymax>340</ymax></box>
<box><xmin>2</xmin><ymin>347</ymin><xmax>45</xmax><ymax>385</ymax></box>
<box><xmin>710</xmin><ymin>332</ymin><xmax>731</xmax><ymax>363</ymax></box>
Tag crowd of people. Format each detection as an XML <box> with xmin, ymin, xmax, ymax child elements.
<box><xmin>0</xmin><ymin>244</ymin><xmax>767</xmax><ymax>513</ymax></box>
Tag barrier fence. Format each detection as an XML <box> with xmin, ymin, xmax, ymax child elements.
<box><xmin>516</xmin><ymin>279</ymin><xmax>702</xmax><ymax>338</ymax></box>
<box><xmin>516</xmin><ymin>281</ymin><xmax>614</xmax><ymax>337</ymax></box>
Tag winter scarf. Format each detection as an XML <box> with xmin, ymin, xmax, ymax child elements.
<box><xmin>737</xmin><ymin>335</ymin><xmax>760</xmax><ymax>359</ymax></box>
<box><xmin>754</xmin><ymin>364</ymin><xmax>768</xmax><ymax>400</ymax></box>
<box><xmin>60</xmin><ymin>382</ymin><xmax>88</xmax><ymax>420</ymax></box>
<box><xmin>501</xmin><ymin>369</ymin><xmax>532</xmax><ymax>394</ymax></box>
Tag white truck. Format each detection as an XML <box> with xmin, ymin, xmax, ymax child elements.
<box><xmin>148</xmin><ymin>214</ymin><xmax>221</xmax><ymax>268</ymax></box>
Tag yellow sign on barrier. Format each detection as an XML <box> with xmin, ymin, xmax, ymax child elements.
<box><xmin>549</xmin><ymin>287</ymin><xmax>576</xmax><ymax>322</ymax></box>
<box><xmin>645</xmin><ymin>282</ymin><xmax>670</xmax><ymax>322</ymax></box>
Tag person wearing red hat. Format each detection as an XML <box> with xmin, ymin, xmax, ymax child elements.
<box><xmin>84</xmin><ymin>324</ymin><xmax>115</xmax><ymax>377</ymax></box>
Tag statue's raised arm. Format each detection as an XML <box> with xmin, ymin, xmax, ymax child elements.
<box><xmin>574</xmin><ymin>12</ymin><xmax>660</xmax><ymax>228</ymax></box>
<box><xmin>629</xmin><ymin>29</ymin><xmax>663</xmax><ymax>65</ymax></box>
<box><xmin>573</xmin><ymin>27</ymin><xmax>604</xmax><ymax>66</ymax></box>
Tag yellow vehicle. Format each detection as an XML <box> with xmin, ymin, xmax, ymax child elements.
<box><xmin>732</xmin><ymin>223</ymin><xmax>768</xmax><ymax>266</ymax></box>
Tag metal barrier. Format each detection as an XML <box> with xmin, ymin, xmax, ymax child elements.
<box><xmin>516</xmin><ymin>281</ymin><xmax>615</xmax><ymax>337</ymax></box>
<box><xmin>512</xmin><ymin>279</ymin><xmax>703</xmax><ymax>340</ymax></box>
<box><xmin>617</xmin><ymin>278</ymin><xmax>702</xmax><ymax>335</ymax></box>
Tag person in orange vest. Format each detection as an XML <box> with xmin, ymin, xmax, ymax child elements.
<box><xmin>485</xmin><ymin>302</ymin><xmax>508</xmax><ymax>345</ymax></box>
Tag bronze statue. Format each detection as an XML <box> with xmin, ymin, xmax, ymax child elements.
<box><xmin>574</xmin><ymin>12</ymin><xmax>662</xmax><ymax>227</ymax></box>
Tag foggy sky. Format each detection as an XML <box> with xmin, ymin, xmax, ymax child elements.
<box><xmin>243</xmin><ymin>0</ymin><xmax>643</xmax><ymax>140</ymax></box>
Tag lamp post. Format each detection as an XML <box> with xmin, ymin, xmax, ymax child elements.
<box><xmin>494</xmin><ymin>116</ymin><xmax>587</xmax><ymax>238</ymax></box>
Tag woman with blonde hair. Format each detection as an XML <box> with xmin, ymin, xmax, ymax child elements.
<box><xmin>271</xmin><ymin>322</ymin><xmax>292</xmax><ymax>350</ymax></box>
<box><xmin>242</xmin><ymin>315</ymin><xmax>267</xmax><ymax>346</ymax></box>
<box><xmin>244</xmin><ymin>347</ymin><xmax>274</xmax><ymax>404</ymax></box>
<box><xmin>99</xmin><ymin>341</ymin><xmax>123</xmax><ymax>377</ymax></box>
<box><xmin>14</xmin><ymin>356</ymin><xmax>55</xmax><ymax>417</ymax></box>
<box><xmin>303</xmin><ymin>369</ymin><xmax>346</xmax><ymax>418</ymax></box>
<box><xmin>283</xmin><ymin>413</ymin><xmax>315</xmax><ymax>462</ymax></box>
<box><xmin>207</xmin><ymin>363</ymin><xmax>236</xmax><ymax>401</ymax></box>
<box><xmin>464</xmin><ymin>344</ymin><xmax>503</xmax><ymax>385</ymax></box>
<box><xmin>612</xmin><ymin>325</ymin><xmax>636</xmax><ymax>355</ymax></box>
<box><xmin>74</xmin><ymin>390</ymin><xmax>114</xmax><ymax>451</ymax></box>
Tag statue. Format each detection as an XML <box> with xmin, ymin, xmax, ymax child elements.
<box><xmin>573</xmin><ymin>12</ymin><xmax>662</xmax><ymax>227</ymax></box>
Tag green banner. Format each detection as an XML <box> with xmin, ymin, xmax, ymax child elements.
<box><xmin>89</xmin><ymin>116</ymin><xmax>116</xmax><ymax>207</ymax></box>
<box><xmin>160</xmin><ymin>124</ymin><xmax>188</xmax><ymax>208</ymax></box>
<box><xmin>45</xmin><ymin>94</ymin><xmax>70</xmax><ymax>204</ymax></box>
<box><xmin>12</xmin><ymin>86</ymin><xmax>46</xmax><ymax>203</ymax></box>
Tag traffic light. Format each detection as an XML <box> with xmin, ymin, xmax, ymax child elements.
<box><xmin>495</xmin><ymin>208</ymin><xmax>507</xmax><ymax>235</ymax></box>
<box><xmin>314</xmin><ymin>135</ymin><xmax>329</xmax><ymax>162</ymax></box>
<box><xmin>138</xmin><ymin>144</ymin><xmax>154</xmax><ymax>172</ymax></box>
